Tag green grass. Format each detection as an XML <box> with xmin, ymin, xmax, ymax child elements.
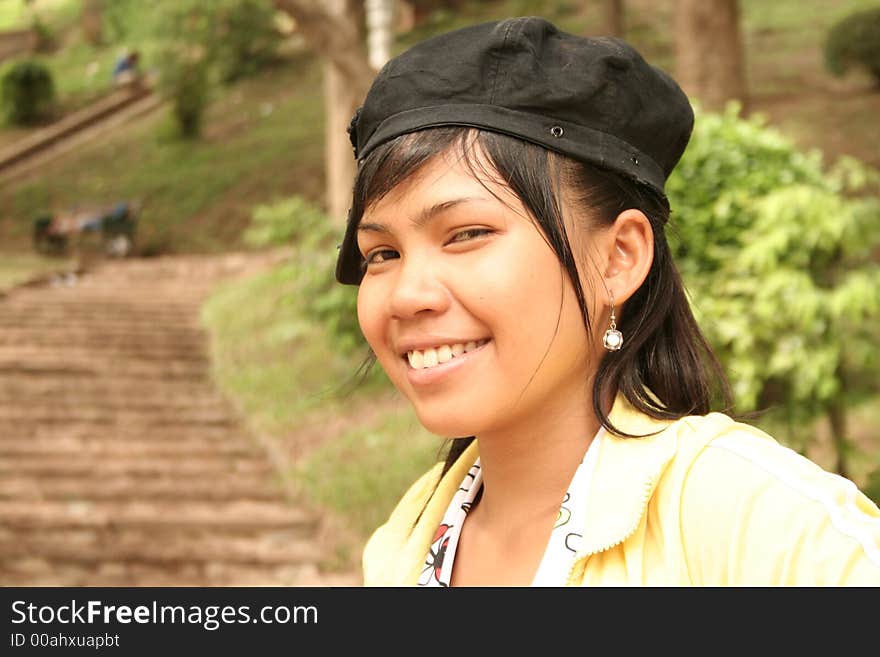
<box><xmin>0</xmin><ymin>0</ymin><xmax>79</xmax><ymax>31</ymax></box>
<box><xmin>0</xmin><ymin>52</ymin><xmax>326</xmax><ymax>254</ymax></box>
<box><xmin>0</xmin><ymin>252</ymin><xmax>75</xmax><ymax>291</ymax></box>
<box><xmin>293</xmin><ymin>404</ymin><xmax>441</xmax><ymax>541</ymax></box>
<box><xmin>201</xmin><ymin>257</ymin><xmax>381</xmax><ymax>434</ymax></box>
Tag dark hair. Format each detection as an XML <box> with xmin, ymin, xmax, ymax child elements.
<box><xmin>351</xmin><ymin>127</ymin><xmax>731</xmax><ymax>481</ymax></box>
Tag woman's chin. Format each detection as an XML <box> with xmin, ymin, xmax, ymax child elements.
<box><xmin>412</xmin><ymin>410</ymin><xmax>479</xmax><ymax>440</ymax></box>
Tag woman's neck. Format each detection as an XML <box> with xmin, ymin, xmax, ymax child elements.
<box><xmin>470</xmin><ymin>389</ymin><xmax>602</xmax><ymax>540</ymax></box>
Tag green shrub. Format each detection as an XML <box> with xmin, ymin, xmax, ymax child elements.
<box><xmin>824</xmin><ymin>8</ymin><xmax>880</xmax><ymax>84</ymax></box>
<box><xmin>246</xmin><ymin>196</ymin><xmax>364</xmax><ymax>354</ymax></box>
<box><xmin>167</xmin><ymin>59</ymin><xmax>209</xmax><ymax>138</ymax></box>
<box><xmin>214</xmin><ymin>0</ymin><xmax>282</xmax><ymax>83</ymax></box>
<box><xmin>1</xmin><ymin>59</ymin><xmax>55</xmax><ymax>125</ymax></box>
<box><xmin>668</xmin><ymin>102</ymin><xmax>880</xmax><ymax>475</ymax></box>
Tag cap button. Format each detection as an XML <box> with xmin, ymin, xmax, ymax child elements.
<box><xmin>550</xmin><ymin>126</ymin><xmax>564</xmax><ymax>138</ymax></box>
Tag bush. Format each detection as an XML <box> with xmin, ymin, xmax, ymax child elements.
<box><xmin>246</xmin><ymin>196</ymin><xmax>364</xmax><ymax>354</ymax></box>
<box><xmin>214</xmin><ymin>0</ymin><xmax>282</xmax><ymax>83</ymax></box>
<box><xmin>1</xmin><ymin>59</ymin><xmax>55</xmax><ymax>125</ymax></box>
<box><xmin>167</xmin><ymin>60</ymin><xmax>210</xmax><ymax>138</ymax></box>
<box><xmin>824</xmin><ymin>8</ymin><xmax>880</xmax><ymax>85</ymax></box>
<box><xmin>668</xmin><ymin>102</ymin><xmax>880</xmax><ymax>473</ymax></box>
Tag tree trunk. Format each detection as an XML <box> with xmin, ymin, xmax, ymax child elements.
<box><xmin>366</xmin><ymin>0</ymin><xmax>395</xmax><ymax>70</ymax></box>
<box><xmin>827</xmin><ymin>398</ymin><xmax>850</xmax><ymax>480</ymax></box>
<box><xmin>602</xmin><ymin>0</ymin><xmax>625</xmax><ymax>37</ymax></box>
<box><xmin>674</xmin><ymin>0</ymin><xmax>747</xmax><ymax>113</ymax></box>
<box><xmin>80</xmin><ymin>0</ymin><xmax>103</xmax><ymax>46</ymax></box>
<box><xmin>273</xmin><ymin>0</ymin><xmax>374</xmax><ymax>226</ymax></box>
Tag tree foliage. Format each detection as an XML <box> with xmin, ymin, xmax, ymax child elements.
<box><xmin>824</xmin><ymin>7</ymin><xmax>880</xmax><ymax>85</ymax></box>
<box><xmin>0</xmin><ymin>59</ymin><xmax>55</xmax><ymax>125</ymax></box>
<box><xmin>667</xmin><ymin>103</ymin><xmax>880</xmax><ymax>465</ymax></box>
<box><xmin>151</xmin><ymin>0</ymin><xmax>282</xmax><ymax>136</ymax></box>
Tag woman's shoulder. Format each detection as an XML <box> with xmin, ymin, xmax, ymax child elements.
<box><xmin>663</xmin><ymin>413</ymin><xmax>880</xmax><ymax>583</ymax></box>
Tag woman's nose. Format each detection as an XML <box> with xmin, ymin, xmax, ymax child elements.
<box><xmin>387</xmin><ymin>258</ymin><xmax>450</xmax><ymax>319</ymax></box>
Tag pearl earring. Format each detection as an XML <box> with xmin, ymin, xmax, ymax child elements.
<box><xmin>603</xmin><ymin>295</ymin><xmax>623</xmax><ymax>351</ymax></box>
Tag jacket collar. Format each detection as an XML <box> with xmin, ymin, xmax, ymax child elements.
<box><xmin>401</xmin><ymin>393</ymin><xmax>678</xmax><ymax>584</ymax></box>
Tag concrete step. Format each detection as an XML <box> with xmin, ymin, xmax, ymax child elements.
<box><xmin>0</xmin><ymin>456</ymin><xmax>272</xmax><ymax>477</ymax></box>
<box><xmin>0</xmin><ymin>436</ymin><xmax>260</xmax><ymax>458</ymax></box>
<box><xmin>0</xmin><ymin>560</ymin><xmax>333</xmax><ymax>587</ymax></box>
<box><xmin>0</xmin><ymin>526</ymin><xmax>320</xmax><ymax>567</ymax></box>
<box><xmin>0</xmin><ymin>473</ymin><xmax>283</xmax><ymax>502</ymax></box>
<box><xmin>0</xmin><ymin>500</ymin><xmax>315</xmax><ymax>531</ymax></box>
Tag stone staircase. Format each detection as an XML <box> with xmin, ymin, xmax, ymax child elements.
<box><xmin>0</xmin><ymin>254</ymin><xmax>360</xmax><ymax>586</ymax></box>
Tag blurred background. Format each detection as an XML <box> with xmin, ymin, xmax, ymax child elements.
<box><xmin>0</xmin><ymin>0</ymin><xmax>878</xmax><ymax>586</ymax></box>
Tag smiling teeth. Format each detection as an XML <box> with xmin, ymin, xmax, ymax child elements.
<box><xmin>407</xmin><ymin>339</ymin><xmax>488</xmax><ymax>369</ymax></box>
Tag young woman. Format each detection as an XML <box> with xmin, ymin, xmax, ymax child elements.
<box><xmin>334</xmin><ymin>17</ymin><xmax>880</xmax><ymax>586</ymax></box>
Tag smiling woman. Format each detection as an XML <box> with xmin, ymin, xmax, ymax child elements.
<box><xmin>333</xmin><ymin>17</ymin><xmax>880</xmax><ymax>587</ymax></box>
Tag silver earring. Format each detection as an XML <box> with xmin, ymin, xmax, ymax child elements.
<box><xmin>603</xmin><ymin>295</ymin><xmax>623</xmax><ymax>351</ymax></box>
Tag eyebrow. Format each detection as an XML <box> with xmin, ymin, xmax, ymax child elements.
<box><xmin>357</xmin><ymin>197</ymin><xmax>483</xmax><ymax>234</ymax></box>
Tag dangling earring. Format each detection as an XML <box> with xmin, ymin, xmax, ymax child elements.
<box><xmin>603</xmin><ymin>294</ymin><xmax>623</xmax><ymax>351</ymax></box>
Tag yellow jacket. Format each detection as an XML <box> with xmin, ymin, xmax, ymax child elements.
<box><xmin>363</xmin><ymin>395</ymin><xmax>880</xmax><ymax>585</ymax></box>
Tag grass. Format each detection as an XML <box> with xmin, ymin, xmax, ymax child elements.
<box><xmin>201</xmin><ymin>257</ymin><xmax>380</xmax><ymax>435</ymax></box>
<box><xmin>292</xmin><ymin>403</ymin><xmax>441</xmax><ymax>544</ymax></box>
<box><xmin>0</xmin><ymin>0</ymin><xmax>79</xmax><ymax>31</ymax></box>
<box><xmin>0</xmin><ymin>251</ymin><xmax>74</xmax><ymax>292</ymax></box>
<box><xmin>0</xmin><ymin>51</ymin><xmax>326</xmax><ymax>254</ymax></box>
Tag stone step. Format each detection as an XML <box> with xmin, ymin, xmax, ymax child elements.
<box><xmin>0</xmin><ymin>375</ymin><xmax>216</xmax><ymax>396</ymax></box>
<box><xmin>0</xmin><ymin>317</ymin><xmax>202</xmax><ymax>330</ymax></box>
<box><xmin>0</xmin><ymin>436</ymin><xmax>259</xmax><ymax>458</ymax></box>
<box><xmin>0</xmin><ymin>398</ymin><xmax>230</xmax><ymax>415</ymax></box>
<box><xmin>0</xmin><ymin>473</ymin><xmax>283</xmax><ymax>501</ymax></box>
<box><xmin>0</xmin><ymin>422</ymin><xmax>243</xmax><ymax>441</ymax></box>
<box><xmin>0</xmin><ymin>346</ymin><xmax>209</xmax><ymax>362</ymax></box>
<box><xmin>0</xmin><ymin>330</ymin><xmax>205</xmax><ymax>349</ymax></box>
<box><xmin>0</xmin><ymin>456</ymin><xmax>272</xmax><ymax>477</ymax></box>
<box><xmin>0</xmin><ymin>560</ymin><xmax>332</xmax><ymax>586</ymax></box>
<box><xmin>0</xmin><ymin>526</ymin><xmax>320</xmax><ymax>567</ymax></box>
<box><xmin>0</xmin><ymin>365</ymin><xmax>207</xmax><ymax>382</ymax></box>
<box><xmin>0</xmin><ymin>408</ymin><xmax>235</xmax><ymax>424</ymax></box>
<box><xmin>0</xmin><ymin>500</ymin><xmax>314</xmax><ymax>531</ymax></box>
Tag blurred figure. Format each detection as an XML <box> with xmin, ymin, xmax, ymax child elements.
<box><xmin>112</xmin><ymin>49</ymin><xmax>142</xmax><ymax>87</ymax></box>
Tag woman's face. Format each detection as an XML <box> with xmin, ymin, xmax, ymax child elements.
<box><xmin>356</xmin><ymin>148</ymin><xmax>603</xmax><ymax>438</ymax></box>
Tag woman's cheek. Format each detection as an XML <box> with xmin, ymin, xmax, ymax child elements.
<box><xmin>356</xmin><ymin>285</ymin><xmax>382</xmax><ymax>352</ymax></box>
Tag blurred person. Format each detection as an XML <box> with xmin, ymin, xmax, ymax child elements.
<box><xmin>112</xmin><ymin>49</ymin><xmax>141</xmax><ymax>87</ymax></box>
<box><xmin>334</xmin><ymin>17</ymin><xmax>880</xmax><ymax>586</ymax></box>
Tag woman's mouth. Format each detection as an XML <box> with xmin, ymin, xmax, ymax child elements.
<box><xmin>405</xmin><ymin>339</ymin><xmax>490</xmax><ymax>370</ymax></box>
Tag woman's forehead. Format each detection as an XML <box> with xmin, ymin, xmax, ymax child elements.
<box><xmin>363</xmin><ymin>145</ymin><xmax>523</xmax><ymax>220</ymax></box>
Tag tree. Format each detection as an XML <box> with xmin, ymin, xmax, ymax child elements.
<box><xmin>80</xmin><ymin>0</ymin><xmax>103</xmax><ymax>46</ymax></box>
<box><xmin>273</xmin><ymin>0</ymin><xmax>376</xmax><ymax>226</ymax></box>
<box><xmin>674</xmin><ymin>0</ymin><xmax>747</xmax><ymax>113</ymax></box>
<box><xmin>602</xmin><ymin>0</ymin><xmax>625</xmax><ymax>38</ymax></box>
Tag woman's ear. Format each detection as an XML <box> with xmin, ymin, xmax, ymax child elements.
<box><xmin>601</xmin><ymin>209</ymin><xmax>653</xmax><ymax>305</ymax></box>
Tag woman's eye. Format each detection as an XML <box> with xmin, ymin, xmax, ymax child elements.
<box><xmin>449</xmin><ymin>228</ymin><xmax>492</xmax><ymax>243</ymax></box>
<box><xmin>364</xmin><ymin>248</ymin><xmax>399</xmax><ymax>265</ymax></box>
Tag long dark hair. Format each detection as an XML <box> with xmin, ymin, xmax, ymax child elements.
<box><xmin>350</xmin><ymin>127</ymin><xmax>731</xmax><ymax>481</ymax></box>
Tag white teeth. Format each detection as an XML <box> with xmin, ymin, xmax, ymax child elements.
<box><xmin>408</xmin><ymin>351</ymin><xmax>424</xmax><ymax>369</ymax></box>
<box><xmin>406</xmin><ymin>340</ymin><xmax>488</xmax><ymax>369</ymax></box>
<box><xmin>437</xmin><ymin>345</ymin><xmax>453</xmax><ymax>363</ymax></box>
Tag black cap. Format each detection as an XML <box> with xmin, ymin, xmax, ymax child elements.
<box><xmin>336</xmin><ymin>16</ymin><xmax>694</xmax><ymax>285</ymax></box>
